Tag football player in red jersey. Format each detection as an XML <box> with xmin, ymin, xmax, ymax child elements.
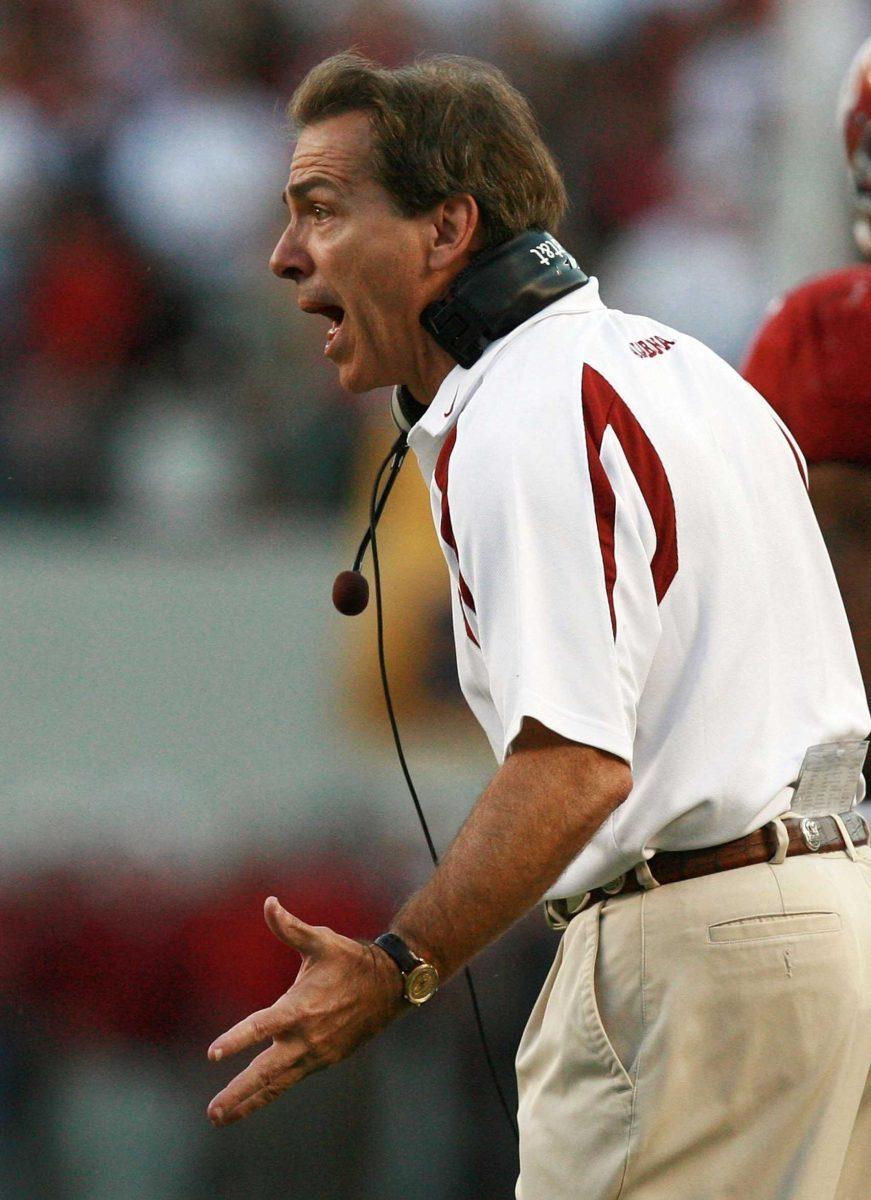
<box><xmin>743</xmin><ymin>37</ymin><xmax>871</xmax><ymax>722</ymax></box>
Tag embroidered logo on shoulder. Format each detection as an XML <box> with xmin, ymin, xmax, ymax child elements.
<box><xmin>629</xmin><ymin>335</ymin><xmax>676</xmax><ymax>359</ymax></box>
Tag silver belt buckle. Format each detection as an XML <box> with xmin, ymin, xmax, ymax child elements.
<box><xmin>800</xmin><ymin>817</ymin><xmax>823</xmax><ymax>851</ymax></box>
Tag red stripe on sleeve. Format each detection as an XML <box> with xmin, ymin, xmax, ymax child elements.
<box><xmin>583</xmin><ymin>424</ymin><xmax>619</xmax><ymax>637</ymax></box>
<box><xmin>582</xmin><ymin>364</ymin><xmax>679</xmax><ymax>637</ymax></box>
<box><xmin>434</xmin><ymin>425</ymin><xmax>480</xmax><ymax>647</ymax></box>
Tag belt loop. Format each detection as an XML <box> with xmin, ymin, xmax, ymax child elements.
<box><xmin>543</xmin><ymin>900</ymin><xmax>569</xmax><ymax>931</ymax></box>
<box><xmin>543</xmin><ymin>893</ymin><xmax>591</xmax><ymax>931</ymax></box>
<box><xmin>768</xmin><ymin>816</ymin><xmax>790</xmax><ymax>865</ymax></box>
<box><xmin>831</xmin><ymin>812</ymin><xmax>859</xmax><ymax>861</ymax></box>
<box><xmin>634</xmin><ymin>859</ymin><xmax>660</xmax><ymax>890</ymax></box>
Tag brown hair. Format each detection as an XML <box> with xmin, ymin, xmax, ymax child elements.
<box><xmin>289</xmin><ymin>51</ymin><xmax>567</xmax><ymax>249</ymax></box>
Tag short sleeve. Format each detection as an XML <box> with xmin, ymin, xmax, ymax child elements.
<box><xmin>443</xmin><ymin>351</ymin><xmax>665</xmax><ymax>762</ymax></box>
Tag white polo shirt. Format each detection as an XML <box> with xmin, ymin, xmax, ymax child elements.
<box><xmin>407</xmin><ymin>280</ymin><xmax>870</xmax><ymax>899</ymax></box>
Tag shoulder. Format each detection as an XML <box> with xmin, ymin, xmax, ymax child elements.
<box><xmin>744</xmin><ymin>266</ymin><xmax>871</xmax><ymax>367</ymax></box>
<box><xmin>742</xmin><ymin>266</ymin><xmax>871</xmax><ymax>464</ymax></box>
<box><xmin>779</xmin><ymin>265</ymin><xmax>871</xmax><ymax>313</ymax></box>
<box><xmin>742</xmin><ymin>265</ymin><xmax>871</xmax><ymax>392</ymax></box>
<box><xmin>446</xmin><ymin>315</ymin><xmax>595</xmax><ymax>498</ymax></box>
<box><xmin>465</xmin><ymin>303</ymin><xmax>621</xmax><ymax>429</ymax></box>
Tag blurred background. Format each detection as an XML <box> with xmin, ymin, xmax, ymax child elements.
<box><xmin>0</xmin><ymin>0</ymin><xmax>869</xmax><ymax>1196</ymax></box>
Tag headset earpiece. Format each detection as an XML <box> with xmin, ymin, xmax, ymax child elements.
<box><xmin>390</xmin><ymin>384</ymin><xmax>428</xmax><ymax>434</ymax></box>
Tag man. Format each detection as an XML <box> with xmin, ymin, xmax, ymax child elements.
<box><xmin>207</xmin><ymin>52</ymin><xmax>871</xmax><ymax>1200</ymax></box>
<box><xmin>743</xmin><ymin>37</ymin><xmax>871</xmax><ymax>721</ymax></box>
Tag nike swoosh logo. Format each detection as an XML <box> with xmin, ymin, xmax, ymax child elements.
<box><xmin>443</xmin><ymin>393</ymin><xmax>458</xmax><ymax>417</ymax></box>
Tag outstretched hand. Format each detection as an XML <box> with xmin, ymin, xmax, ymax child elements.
<box><xmin>207</xmin><ymin>896</ymin><xmax>404</xmax><ymax>1127</ymax></box>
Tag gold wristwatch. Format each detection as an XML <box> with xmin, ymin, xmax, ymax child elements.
<box><xmin>373</xmin><ymin>932</ymin><xmax>440</xmax><ymax>1006</ymax></box>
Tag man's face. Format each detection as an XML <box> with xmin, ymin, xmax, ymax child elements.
<box><xmin>271</xmin><ymin>111</ymin><xmax>432</xmax><ymax>393</ymax></box>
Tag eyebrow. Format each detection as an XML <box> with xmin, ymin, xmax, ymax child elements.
<box><xmin>282</xmin><ymin>177</ymin><xmax>344</xmax><ymax>205</ymax></box>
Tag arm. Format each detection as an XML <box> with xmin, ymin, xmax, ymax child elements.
<box><xmin>206</xmin><ymin>720</ymin><xmax>630</xmax><ymax>1127</ymax></box>
<box><xmin>392</xmin><ymin>720</ymin><xmax>631</xmax><ymax>982</ymax></box>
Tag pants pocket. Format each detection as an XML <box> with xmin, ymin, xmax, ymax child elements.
<box><xmin>707</xmin><ymin>910</ymin><xmax>841</xmax><ymax>943</ymax></box>
<box><xmin>577</xmin><ymin>906</ymin><xmax>637</xmax><ymax>1089</ymax></box>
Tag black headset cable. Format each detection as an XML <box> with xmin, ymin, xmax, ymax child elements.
<box><xmin>367</xmin><ymin>434</ymin><xmax>519</xmax><ymax>1144</ymax></box>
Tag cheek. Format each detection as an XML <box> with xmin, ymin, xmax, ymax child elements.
<box><xmin>338</xmin><ymin>229</ymin><xmax>425</xmax><ymax>348</ymax></box>
<box><xmin>380</xmin><ymin>269</ymin><xmax>423</xmax><ymax>338</ymax></box>
<box><xmin>354</xmin><ymin>274</ymin><xmax>413</xmax><ymax>342</ymax></box>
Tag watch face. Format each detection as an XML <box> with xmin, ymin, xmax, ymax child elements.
<box><xmin>405</xmin><ymin>963</ymin><xmax>440</xmax><ymax>1005</ymax></box>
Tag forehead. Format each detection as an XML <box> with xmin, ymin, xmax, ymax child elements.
<box><xmin>290</xmin><ymin>111</ymin><xmax>375</xmax><ymax>190</ymax></box>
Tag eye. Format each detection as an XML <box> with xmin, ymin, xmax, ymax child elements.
<box><xmin>312</xmin><ymin>204</ymin><xmax>330</xmax><ymax>222</ymax></box>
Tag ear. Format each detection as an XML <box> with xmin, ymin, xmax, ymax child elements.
<box><xmin>427</xmin><ymin>194</ymin><xmax>482</xmax><ymax>273</ymax></box>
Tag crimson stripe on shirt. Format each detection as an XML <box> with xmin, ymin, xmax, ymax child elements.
<box><xmin>434</xmin><ymin>424</ymin><xmax>480</xmax><ymax>647</ymax></box>
<box><xmin>582</xmin><ymin>364</ymin><xmax>679</xmax><ymax>637</ymax></box>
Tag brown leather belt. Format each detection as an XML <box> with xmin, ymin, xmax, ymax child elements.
<box><xmin>546</xmin><ymin>810</ymin><xmax>870</xmax><ymax>930</ymax></box>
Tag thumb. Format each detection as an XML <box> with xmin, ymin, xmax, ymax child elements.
<box><xmin>264</xmin><ymin>896</ymin><xmax>320</xmax><ymax>956</ymax></box>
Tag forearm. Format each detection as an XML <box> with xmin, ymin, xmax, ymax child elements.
<box><xmin>392</xmin><ymin>727</ymin><xmax>631</xmax><ymax>982</ymax></box>
<box><xmin>205</xmin><ymin>732</ymin><xmax>630</xmax><ymax>1128</ymax></box>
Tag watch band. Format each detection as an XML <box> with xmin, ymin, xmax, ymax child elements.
<box><xmin>373</xmin><ymin>932</ymin><xmax>440</xmax><ymax>1006</ymax></box>
<box><xmin>374</xmin><ymin>932</ymin><xmax>423</xmax><ymax>974</ymax></box>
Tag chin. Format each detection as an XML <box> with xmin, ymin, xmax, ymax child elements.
<box><xmin>339</xmin><ymin>373</ymin><xmax>368</xmax><ymax>394</ymax></box>
<box><xmin>339</xmin><ymin>359</ymin><xmax>394</xmax><ymax>395</ymax></box>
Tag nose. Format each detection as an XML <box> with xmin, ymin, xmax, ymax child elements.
<box><xmin>269</xmin><ymin>221</ymin><xmax>313</xmax><ymax>282</ymax></box>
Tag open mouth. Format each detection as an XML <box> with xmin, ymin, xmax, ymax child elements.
<box><xmin>317</xmin><ymin>304</ymin><xmax>344</xmax><ymax>328</ymax></box>
<box><xmin>323</xmin><ymin>306</ymin><xmax>344</xmax><ymax>348</ymax></box>
<box><xmin>303</xmin><ymin>302</ymin><xmax>346</xmax><ymax>355</ymax></box>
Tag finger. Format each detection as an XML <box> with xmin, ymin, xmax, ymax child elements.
<box><xmin>212</xmin><ymin>1085</ymin><xmax>272</xmax><ymax>1127</ymax></box>
<box><xmin>263</xmin><ymin>896</ymin><xmax>321</xmax><ymax>956</ymax></box>
<box><xmin>208</xmin><ymin>1045</ymin><xmax>277</xmax><ymax>1124</ymax></box>
<box><xmin>208</xmin><ymin>1039</ymin><xmax>307</xmax><ymax>1126</ymax></box>
<box><xmin>213</xmin><ymin>1076</ymin><xmax>301</xmax><ymax>1127</ymax></box>
<box><xmin>208</xmin><ymin>1006</ymin><xmax>280</xmax><ymax>1063</ymax></box>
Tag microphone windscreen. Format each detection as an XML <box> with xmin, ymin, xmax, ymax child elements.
<box><xmin>332</xmin><ymin>570</ymin><xmax>370</xmax><ymax>616</ymax></box>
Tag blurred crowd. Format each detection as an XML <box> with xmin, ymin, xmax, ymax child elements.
<box><xmin>0</xmin><ymin>0</ymin><xmax>784</xmax><ymax>529</ymax></box>
<box><xmin>1</xmin><ymin>0</ymin><xmax>868</xmax><ymax>1196</ymax></box>
<box><xmin>0</xmin><ymin>840</ymin><xmax>550</xmax><ymax>1198</ymax></box>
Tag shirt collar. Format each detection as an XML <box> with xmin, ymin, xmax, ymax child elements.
<box><xmin>408</xmin><ymin>277</ymin><xmax>604</xmax><ymax>454</ymax></box>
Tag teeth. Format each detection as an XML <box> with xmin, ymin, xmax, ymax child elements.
<box><xmin>322</xmin><ymin>310</ymin><xmax>344</xmax><ymax>355</ymax></box>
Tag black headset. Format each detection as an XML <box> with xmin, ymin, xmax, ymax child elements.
<box><xmin>333</xmin><ymin>229</ymin><xmax>588</xmax><ymax>1142</ymax></box>
<box><xmin>390</xmin><ymin>228</ymin><xmax>587</xmax><ymax>430</ymax></box>
<box><xmin>335</xmin><ymin>228</ymin><xmax>588</xmax><ymax>613</ymax></box>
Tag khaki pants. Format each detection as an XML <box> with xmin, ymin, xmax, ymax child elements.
<box><xmin>516</xmin><ymin>848</ymin><xmax>871</xmax><ymax>1200</ymax></box>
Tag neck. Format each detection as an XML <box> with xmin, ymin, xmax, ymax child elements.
<box><xmin>401</xmin><ymin>332</ymin><xmax>457</xmax><ymax>407</ymax></box>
